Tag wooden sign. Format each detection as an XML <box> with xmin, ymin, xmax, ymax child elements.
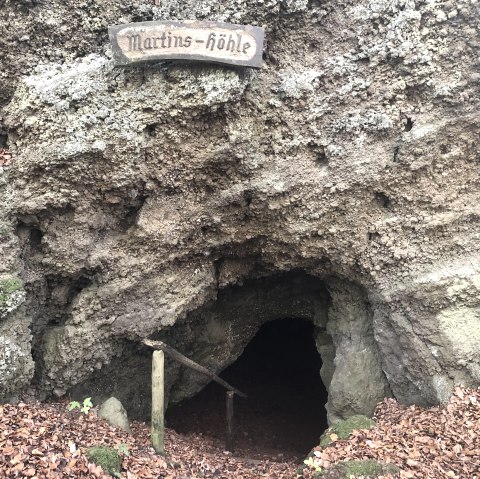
<box><xmin>109</xmin><ymin>20</ymin><xmax>264</xmax><ymax>68</ymax></box>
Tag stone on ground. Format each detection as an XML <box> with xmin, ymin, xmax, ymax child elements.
<box><xmin>98</xmin><ymin>397</ymin><xmax>132</xmax><ymax>434</ymax></box>
<box><xmin>321</xmin><ymin>460</ymin><xmax>399</xmax><ymax>478</ymax></box>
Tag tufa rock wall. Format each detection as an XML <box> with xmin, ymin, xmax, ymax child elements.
<box><xmin>0</xmin><ymin>0</ymin><xmax>479</xmax><ymax>420</ymax></box>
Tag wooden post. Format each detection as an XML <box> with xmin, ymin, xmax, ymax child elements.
<box><xmin>144</xmin><ymin>338</ymin><xmax>246</xmax><ymax>455</ymax></box>
<box><xmin>151</xmin><ymin>350</ymin><xmax>165</xmax><ymax>455</ymax></box>
<box><xmin>226</xmin><ymin>390</ymin><xmax>235</xmax><ymax>452</ymax></box>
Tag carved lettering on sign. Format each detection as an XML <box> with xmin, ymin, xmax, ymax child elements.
<box><xmin>109</xmin><ymin>21</ymin><xmax>264</xmax><ymax>68</ymax></box>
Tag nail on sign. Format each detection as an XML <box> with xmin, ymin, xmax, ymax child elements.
<box><xmin>109</xmin><ymin>20</ymin><xmax>265</xmax><ymax>68</ymax></box>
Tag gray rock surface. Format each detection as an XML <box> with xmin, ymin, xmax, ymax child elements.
<box><xmin>98</xmin><ymin>397</ymin><xmax>132</xmax><ymax>434</ymax></box>
<box><xmin>0</xmin><ymin>0</ymin><xmax>479</xmax><ymax>423</ymax></box>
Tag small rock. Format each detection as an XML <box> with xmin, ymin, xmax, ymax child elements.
<box><xmin>98</xmin><ymin>397</ymin><xmax>132</xmax><ymax>434</ymax></box>
<box><xmin>447</xmin><ymin>9</ymin><xmax>458</xmax><ymax>19</ymax></box>
<box><xmin>436</xmin><ymin>10</ymin><xmax>447</xmax><ymax>22</ymax></box>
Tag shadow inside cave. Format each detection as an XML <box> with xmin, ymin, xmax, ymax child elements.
<box><xmin>166</xmin><ymin>317</ymin><xmax>328</xmax><ymax>455</ymax></box>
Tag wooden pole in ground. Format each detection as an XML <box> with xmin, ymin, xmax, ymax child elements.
<box><xmin>151</xmin><ymin>350</ymin><xmax>165</xmax><ymax>455</ymax></box>
<box><xmin>226</xmin><ymin>390</ymin><xmax>235</xmax><ymax>452</ymax></box>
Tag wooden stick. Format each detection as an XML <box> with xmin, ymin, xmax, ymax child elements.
<box><xmin>151</xmin><ymin>350</ymin><xmax>165</xmax><ymax>455</ymax></box>
<box><xmin>143</xmin><ymin>339</ymin><xmax>247</xmax><ymax>399</ymax></box>
<box><xmin>225</xmin><ymin>390</ymin><xmax>235</xmax><ymax>452</ymax></box>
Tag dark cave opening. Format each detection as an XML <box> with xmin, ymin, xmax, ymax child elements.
<box><xmin>166</xmin><ymin>318</ymin><xmax>328</xmax><ymax>455</ymax></box>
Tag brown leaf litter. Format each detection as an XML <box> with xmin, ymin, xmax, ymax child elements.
<box><xmin>1</xmin><ymin>385</ymin><xmax>479</xmax><ymax>478</ymax></box>
<box><xmin>304</xmin><ymin>386</ymin><xmax>480</xmax><ymax>479</ymax></box>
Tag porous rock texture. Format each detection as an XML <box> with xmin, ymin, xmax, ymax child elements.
<box><xmin>0</xmin><ymin>0</ymin><xmax>479</xmax><ymax>424</ymax></box>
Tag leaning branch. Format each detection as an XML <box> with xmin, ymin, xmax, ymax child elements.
<box><xmin>142</xmin><ymin>339</ymin><xmax>247</xmax><ymax>399</ymax></box>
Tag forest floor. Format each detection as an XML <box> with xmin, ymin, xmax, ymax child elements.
<box><xmin>0</xmin><ymin>385</ymin><xmax>479</xmax><ymax>479</ymax></box>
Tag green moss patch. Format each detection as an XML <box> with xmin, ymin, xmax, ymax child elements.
<box><xmin>0</xmin><ymin>277</ymin><xmax>23</xmax><ymax>294</ymax></box>
<box><xmin>322</xmin><ymin>460</ymin><xmax>399</xmax><ymax>478</ymax></box>
<box><xmin>0</xmin><ymin>276</ymin><xmax>23</xmax><ymax>306</ymax></box>
<box><xmin>87</xmin><ymin>446</ymin><xmax>122</xmax><ymax>477</ymax></box>
<box><xmin>320</xmin><ymin>415</ymin><xmax>376</xmax><ymax>448</ymax></box>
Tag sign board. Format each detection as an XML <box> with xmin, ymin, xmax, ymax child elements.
<box><xmin>109</xmin><ymin>20</ymin><xmax>264</xmax><ymax>68</ymax></box>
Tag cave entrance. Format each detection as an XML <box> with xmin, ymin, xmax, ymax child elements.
<box><xmin>69</xmin><ymin>272</ymin><xmax>389</xmax><ymax>451</ymax></box>
<box><xmin>166</xmin><ymin>317</ymin><xmax>328</xmax><ymax>455</ymax></box>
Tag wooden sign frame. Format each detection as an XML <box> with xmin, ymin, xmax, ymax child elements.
<box><xmin>109</xmin><ymin>20</ymin><xmax>265</xmax><ymax>68</ymax></box>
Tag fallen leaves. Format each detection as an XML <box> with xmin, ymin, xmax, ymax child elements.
<box><xmin>0</xmin><ymin>400</ymin><xmax>298</xmax><ymax>478</ymax></box>
<box><xmin>304</xmin><ymin>385</ymin><xmax>480</xmax><ymax>479</ymax></box>
<box><xmin>1</xmin><ymin>402</ymin><xmax>121</xmax><ymax>478</ymax></box>
<box><xmin>1</xmin><ymin>386</ymin><xmax>479</xmax><ymax>478</ymax></box>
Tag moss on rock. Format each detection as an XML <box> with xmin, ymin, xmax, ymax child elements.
<box><xmin>321</xmin><ymin>460</ymin><xmax>399</xmax><ymax>478</ymax></box>
<box><xmin>320</xmin><ymin>415</ymin><xmax>376</xmax><ymax>448</ymax></box>
<box><xmin>86</xmin><ymin>446</ymin><xmax>122</xmax><ymax>477</ymax></box>
<box><xmin>0</xmin><ymin>276</ymin><xmax>25</xmax><ymax>319</ymax></box>
<box><xmin>0</xmin><ymin>276</ymin><xmax>23</xmax><ymax>302</ymax></box>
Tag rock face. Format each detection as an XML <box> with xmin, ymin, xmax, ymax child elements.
<box><xmin>0</xmin><ymin>0</ymin><xmax>479</xmax><ymax>424</ymax></box>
